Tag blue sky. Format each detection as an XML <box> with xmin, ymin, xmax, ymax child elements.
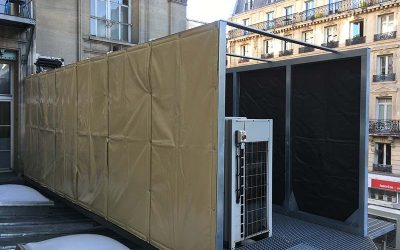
<box><xmin>187</xmin><ymin>0</ymin><xmax>237</xmax><ymax>22</ymax></box>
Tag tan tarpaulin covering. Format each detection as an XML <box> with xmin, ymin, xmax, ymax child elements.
<box><xmin>55</xmin><ymin>65</ymin><xmax>78</xmax><ymax>199</ymax></box>
<box><xmin>23</xmin><ymin>23</ymin><xmax>220</xmax><ymax>250</ymax></box>
<box><xmin>107</xmin><ymin>44</ymin><xmax>151</xmax><ymax>241</ymax></box>
<box><xmin>76</xmin><ymin>57</ymin><xmax>108</xmax><ymax>216</ymax></box>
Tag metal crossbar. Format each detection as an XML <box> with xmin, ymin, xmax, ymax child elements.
<box><xmin>223</xmin><ymin>20</ymin><xmax>339</xmax><ymax>62</ymax></box>
<box><xmin>226</xmin><ymin>53</ymin><xmax>272</xmax><ymax>63</ymax></box>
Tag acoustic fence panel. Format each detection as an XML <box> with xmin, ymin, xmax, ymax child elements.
<box><xmin>23</xmin><ymin>23</ymin><xmax>220</xmax><ymax>250</ymax></box>
<box><xmin>107</xmin><ymin>44</ymin><xmax>151</xmax><ymax>241</ymax></box>
<box><xmin>55</xmin><ymin>65</ymin><xmax>78</xmax><ymax>200</ymax></box>
<box><xmin>291</xmin><ymin>58</ymin><xmax>361</xmax><ymax>221</ymax></box>
<box><xmin>228</xmin><ymin>53</ymin><xmax>367</xmax><ymax>236</ymax></box>
<box><xmin>238</xmin><ymin>67</ymin><xmax>287</xmax><ymax>206</ymax></box>
<box><xmin>76</xmin><ymin>57</ymin><xmax>109</xmax><ymax>217</ymax></box>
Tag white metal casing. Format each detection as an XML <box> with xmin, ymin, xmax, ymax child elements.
<box><xmin>224</xmin><ymin>118</ymin><xmax>273</xmax><ymax>249</ymax></box>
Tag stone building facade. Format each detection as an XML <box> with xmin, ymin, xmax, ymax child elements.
<box><xmin>0</xmin><ymin>0</ymin><xmax>187</xmax><ymax>172</ymax></box>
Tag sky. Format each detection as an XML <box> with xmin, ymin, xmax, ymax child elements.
<box><xmin>187</xmin><ymin>0</ymin><xmax>237</xmax><ymax>23</ymax></box>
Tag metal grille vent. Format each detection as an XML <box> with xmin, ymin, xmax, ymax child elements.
<box><xmin>244</xmin><ymin>141</ymin><xmax>268</xmax><ymax>238</ymax></box>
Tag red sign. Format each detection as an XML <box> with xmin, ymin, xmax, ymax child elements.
<box><xmin>371</xmin><ymin>179</ymin><xmax>400</xmax><ymax>192</ymax></box>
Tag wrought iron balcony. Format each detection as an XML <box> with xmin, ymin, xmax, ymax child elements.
<box><xmin>373</xmin><ymin>74</ymin><xmax>396</xmax><ymax>82</ymax></box>
<box><xmin>261</xmin><ymin>53</ymin><xmax>274</xmax><ymax>59</ymax></box>
<box><xmin>373</xmin><ymin>163</ymin><xmax>392</xmax><ymax>173</ymax></box>
<box><xmin>238</xmin><ymin>58</ymin><xmax>250</xmax><ymax>63</ymax></box>
<box><xmin>228</xmin><ymin>0</ymin><xmax>394</xmax><ymax>39</ymax></box>
<box><xmin>299</xmin><ymin>46</ymin><xmax>315</xmax><ymax>54</ymax></box>
<box><xmin>0</xmin><ymin>0</ymin><xmax>34</xmax><ymax>26</ymax></box>
<box><xmin>0</xmin><ymin>1</ymin><xmax>32</xmax><ymax>18</ymax></box>
<box><xmin>369</xmin><ymin>119</ymin><xmax>400</xmax><ymax>135</ymax></box>
<box><xmin>279</xmin><ymin>49</ymin><xmax>293</xmax><ymax>57</ymax></box>
<box><xmin>345</xmin><ymin>36</ymin><xmax>366</xmax><ymax>46</ymax></box>
<box><xmin>321</xmin><ymin>41</ymin><xmax>339</xmax><ymax>48</ymax></box>
<box><xmin>374</xmin><ymin>31</ymin><xmax>397</xmax><ymax>41</ymax></box>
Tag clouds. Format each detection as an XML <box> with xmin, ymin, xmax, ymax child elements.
<box><xmin>187</xmin><ymin>0</ymin><xmax>236</xmax><ymax>23</ymax></box>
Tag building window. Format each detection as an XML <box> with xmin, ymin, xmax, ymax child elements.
<box><xmin>369</xmin><ymin>188</ymin><xmax>397</xmax><ymax>203</ymax></box>
<box><xmin>90</xmin><ymin>0</ymin><xmax>131</xmax><ymax>42</ymax></box>
<box><xmin>263</xmin><ymin>40</ymin><xmax>273</xmax><ymax>54</ymax></box>
<box><xmin>244</xmin><ymin>0</ymin><xmax>254</xmax><ymax>11</ymax></box>
<box><xmin>376</xmin><ymin>97</ymin><xmax>392</xmax><ymax>120</ymax></box>
<box><xmin>281</xmin><ymin>35</ymin><xmax>292</xmax><ymax>51</ymax></box>
<box><xmin>266</xmin><ymin>11</ymin><xmax>274</xmax><ymax>29</ymax></box>
<box><xmin>284</xmin><ymin>6</ymin><xmax>293</xmax><ymax>25</ymax></box>
<box><xmin>302</xmin><ymin>30</ymin><xmax>314</xmax><ymax>43</ymax></box>
<box><xmin>328</xmin><ymin>0</ymin><xmax>339</xmax><ymax>13</ymax></box>
<box><xmin>243</xmin><ymin>18</ymin><xmax>250</xmax><ymax>35</ymax></box>
<box><xmin>377</xmin><ymin>55</ymin><xmax>394</xmax><ymax>76</ymax></box>
<box><xmin>240</xmin><ymin>44</ymin><xmax>250</xmax><ymax>57</ymax></box>
<box><xmin>375</xmin><ymin>143</ymin><xmax>391</xmax><ymax>166</ymax></box>
<box><xmin>0</xmin><ymin>64</ymin><xmax>10</xmax><ymax>95</ymax></box>
<box><xmin>305</xmin><ymin>0</ymin><xmax>315</xmax><ymax>20</ymax></box>
<box><xmin>378</xmin><ymin>13</ymin><xmax>394</xmax><ymax>34</ymax></box>
<box><xmin>351</xmin><ymin>20</ymin><xmax>364</xmax><ymax>38</ymax></box>
<box><xmin>324</xmin><ymin>25</ymin><xmax>338</xmax><ymax>43</ymax></box>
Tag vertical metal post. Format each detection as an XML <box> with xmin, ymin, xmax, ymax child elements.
<box><xmin>233</xmin><ymin>72</ymin><xmax>239</xmax><ymax>117</ymax></box>
<box><xmin>284</xmin><ymin>65</ymin><xmax>293</xmax><ymax>211</ymax></box>
<box><xmin>359</xmin><ymin>50</ymin><xmax>370</xmax><ymax>237</ymax></box>
<box><xmin>216</xmin><ymin>21</ymin><xmax>227</xmax><ymax>250</ymax></box>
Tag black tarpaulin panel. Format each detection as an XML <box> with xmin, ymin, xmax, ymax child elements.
<box><xmin>291</xmin><ymin>57</ymin><xmax>361</xmax><ymax>221</ymax></box>
<box><xmin>226</xmin><ymin>73</ymin><xmax>233</xmax><ymax>117</ymax></box>
<box><xmin>238</xmin><ymin>67</ymin><xmax>286</xmax><ymax>205</ymax></box>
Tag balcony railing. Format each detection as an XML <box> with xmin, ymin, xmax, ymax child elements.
<box><xmin>373</xmin><ymin>74</ymin><xmax>396</xmax><ymax>82</ymax></box>
<box><xmin>374</xmin><ymin>31</ymin><xmax>397</xmax><ymax>41</ymax></box>
<box><xmin>0</xmin><ymin>1</ymin><xmax>32</xmax><ymax>19</ymax></box>
<box><xmin>228</xmin><ymin>0</ymin><xmax>395</xmax><ymax>39</ymax></box>
<box><xmin>238</xmin><ymin>58</ymin><xmax>250</xmax><ymax>63</ymax></box>
<box><xmin>373</xmin><ymin>163</ymin><xmax>393</xmax><ymax>173</ymax></box>
<box><xmin>345</xmin><ymin>36</ymin><xmax>366</xmax><ymax>46</ymax></box>
<box><xmin>299</xmin><ymin>46</ymin><xmax>315</xmax><ymax>53</ymax></box>
<box><xmin>321</xmin><ymin>41</ymin><xmax>339</xmax><ymax>48</ymax></box>
<box><xmin>279</xmin><ymin>49</ymin><xmax>293</xmax><ymax>57</ymax></box>
<box><xmin>261</xmin><ymin>53</ymin><xmax>274</xmax><ymax>59</ymax></box>
<box><xmin>369</xmin><ymin>119</ymin><xmax>400</xmax><ymax>135</ymax></box>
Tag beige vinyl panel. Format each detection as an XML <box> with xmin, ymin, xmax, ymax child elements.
<box><xmin>38</xmin><ymin>72</ymin><xmax>56</xmax><ymax>189</ymax></box>
<box><xmin>23</xmin><ymin>23</ymin><xmax>221</xmax><ymax>250</ymax></box>
<box><xmin>30</xmin><ymin>75</ymin><xmax>40</xmax><ymax>181</ymax></box>
<box><xmin>55</xmin><ymin>65</ymin><xmax>78</xmax><ymax>199</ymax></box>
<box><xmin>149</xmin><ymin>24</ymin><xmax>219</xmax><ymax>250</ymax></box>
<box><xmin>76</xmin><ymin>57</ymin><xmax>108</xmax><ymax>216</ymax></box>
<box><xmin>23</xmin><ymin>77</ymin><xmax>33</xmax><ymax>178</ymax></box>
<box><xmin>176</xmin><ymin>26</ymin><xmax>219</xmax><ymax>250</ymax></box>
<box><xmin>107</xmin><ymin>45</ymin><xmax>151</xmax><ymax>241</ymax></box>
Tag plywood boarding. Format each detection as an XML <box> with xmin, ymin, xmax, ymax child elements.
<box><xmin>23</xmin><ymin>23</ymin><xmax>220</xmax><ymax>250</ymax></box>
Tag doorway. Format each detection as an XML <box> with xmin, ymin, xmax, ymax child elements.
<box><xmin>0</xmin><ymin>62</ymin><xmax>13</xmax><ymax>170</ymax></box>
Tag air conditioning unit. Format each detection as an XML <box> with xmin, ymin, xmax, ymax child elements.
<box><xmin>224</xmin><ymin>118</ymin><xmax>273</xmax><ymax>249</ymax></box>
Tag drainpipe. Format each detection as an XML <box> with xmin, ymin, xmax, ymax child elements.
<box><xmin>168</xmin><ymin>1</ymin><xmax>172</xmax><ymax>35</ymax></box>
<box><xmin>77</xmin><ymin>0</ymin><xmax>82</xmax><ymax>61</ymax></box>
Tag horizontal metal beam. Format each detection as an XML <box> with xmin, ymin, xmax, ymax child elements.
<box><xmin>223</xmin><ymin>20</ymin><xmax>339</xmax><ymax>54</ymax></box>
<box><xmin>226</xmin><ymin>53</ymin><xmax>272</xmax><ymax>63</ymax></box>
